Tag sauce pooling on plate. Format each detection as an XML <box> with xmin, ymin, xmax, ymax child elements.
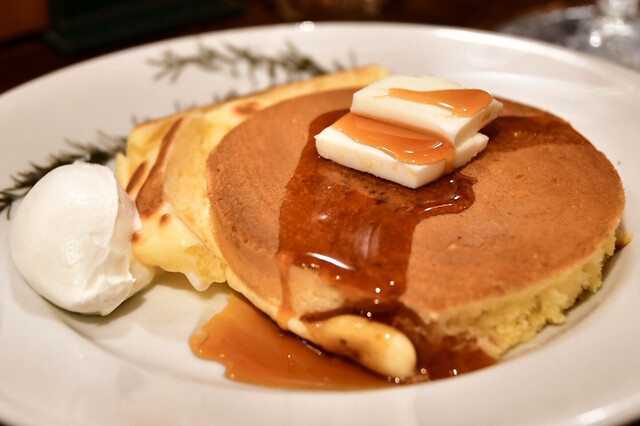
<box><xmin>190</xmin><ymin>292</ymin><xmax>392</xmax><ymax>389</ymax></box>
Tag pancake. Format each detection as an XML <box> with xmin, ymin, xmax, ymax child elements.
<box><xmin>207</xmin><ymin>88</ymin><xmax>625</xmax><ymax>380</ymax></box>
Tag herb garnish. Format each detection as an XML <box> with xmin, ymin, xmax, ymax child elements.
<box><xmin>148</xmin><ymin>41</ymin><xmax>344</xmax><ymax>84</ymax></box>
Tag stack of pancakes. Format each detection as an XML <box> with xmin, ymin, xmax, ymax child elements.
<box><xmin>116</xmin><ymin>66</ymin><xmax>625</xmax><ymax>381</ymax></box>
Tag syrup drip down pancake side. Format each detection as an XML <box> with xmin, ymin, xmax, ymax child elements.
<box><xmin>207</xmin><ymin>88</ymin><xmax>625</xmax><ymax>380</ymax></box>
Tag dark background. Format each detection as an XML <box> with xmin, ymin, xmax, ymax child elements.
<box><xmin>1</xmin><ymin>0</ymin><xmax>591</xmax><ymax>95</ymax></box>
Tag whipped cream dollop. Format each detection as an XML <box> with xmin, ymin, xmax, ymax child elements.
<box><xmin>10</xmin><ymin>162</ymin><xmax>154</xmax><ymax>315</ymax></box>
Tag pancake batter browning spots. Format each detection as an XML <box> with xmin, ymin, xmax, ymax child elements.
<box><xmin>234</xmin><ymin>100</ymin><xmax>261</xmax><ymax>117</ymax></box>
<box><xmin>125</xmin><ymin>160</ymin><xmax>149</xmax><ymax>196</ymax></box>
<box><xmin>159</xmin><ymin>213</ymin><xmax>171</xmax><ymax>226</ymax></box>
<box><xmin>135</xmin><ymin>118</ymin><xmax>183</xmax><ymax>218</ymax></box>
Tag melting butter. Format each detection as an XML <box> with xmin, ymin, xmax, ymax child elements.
<box><xmin>315</xmin><ymin>75</ymin><xmax>502</xmax><ymax>188</ymax></box>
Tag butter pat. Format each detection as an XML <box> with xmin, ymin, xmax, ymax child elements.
<box><xmin>316</xmin><ymin>127</ymin><xmax>488</xmax><ymax>189</ymax></box>
<box><xmin>315</xmin><ymin>74</ymin><xmax>502</xmax><ymax>188</ymax></box>
<box><xmin>351</xmin><ymin>75</ymin><xmax>503</xmax><ymax>145</ymax></box>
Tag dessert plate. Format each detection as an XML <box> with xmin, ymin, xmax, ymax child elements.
<box><xmin>0</xmin><ymin>22</ymin><xmax>638</xmax><ymax>426</ymax></box>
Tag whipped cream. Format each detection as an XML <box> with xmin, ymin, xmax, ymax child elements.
<box><xmin>10</xmin><ymin>162</ymin><xmax>154</xmax><ymax>315</ymax></box>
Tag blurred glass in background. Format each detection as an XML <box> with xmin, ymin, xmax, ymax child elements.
<box><xmin>500</xmin><ymin>0</ymin><xmax>640</xmax><ymax>70</ymax></box>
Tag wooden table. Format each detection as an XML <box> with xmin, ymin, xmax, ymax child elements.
<box><xmin>0</xmin><ymin>0</ymin><xmax>589</xmax><ymax>95</ymax></box>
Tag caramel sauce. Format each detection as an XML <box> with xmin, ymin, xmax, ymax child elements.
<box><xmin>279</xmin><ymin>110</ymin><xmax>475</xmax><ymax>303</ymax></box>
<box><xmin>190</xmin><ymin>292</ymin><xmax>391</xmax><ymax>390</ymax></box>
<box><xmin>304</xmin><ymin>300</ymin><xmax>495</xmax><ymax>381</ymax></box>
<box><xmin>387</xmin><ymin>88</ymin><xmax>492</xmax><ymax>117</ymax></box>
<box><xmin>333</xmin><ymin>112</ymin><xmax>455</xmax><ymax>165</ymax></box>
<box><xmin>275</xmin><ymin>109</ymin><xmax>493</xmax><ymax>380</ymax></box>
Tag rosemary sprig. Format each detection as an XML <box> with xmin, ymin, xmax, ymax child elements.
<box><xmin>1</xmin><ymin>132</ymin><xmax>127</xmax><ymax>219</ymax></box>
<box><xmin>148</xmin><ymin>41</ymin><xmax>345</xmax><ymax>84</ymax></box>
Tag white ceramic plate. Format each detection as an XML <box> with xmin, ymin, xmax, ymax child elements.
<box><xmin>0</xmin><ymin>23</ymin><xmax>638</xmax><ymax>426</ymax></box>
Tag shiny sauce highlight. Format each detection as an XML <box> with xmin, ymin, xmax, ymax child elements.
<box><xmin>333</xmin><ymin>112</ymin><xmax>454</xmax><ymax>165</ymax></box>
<box><xmin>387</xmin><ymin>88</ymin><xmax>492</xmax><ymax>117</ymax></box>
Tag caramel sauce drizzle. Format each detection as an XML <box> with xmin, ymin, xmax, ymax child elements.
<box><xmin>279</xmin><ymin>110</ymin><xmax>476</xmax><ymax>302</ymax></box>
<box><xmin>275</xmin><ymin>109</ymin><xmax>492</xmax><ymax>381</ymax></box>
<box><xmin>190</xmin><ymin>293</ymin><xmax>391</xmax><ymax>390</ymax></box>
<box><xmin>387</xmin><ymin>88</ymin><xmax>492</xmax><ymax>117</ymax></box>
<box><xmin>333</xmin><ymin>112</ymin><xmax>454</xmax><ymax>165</ymax></box>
